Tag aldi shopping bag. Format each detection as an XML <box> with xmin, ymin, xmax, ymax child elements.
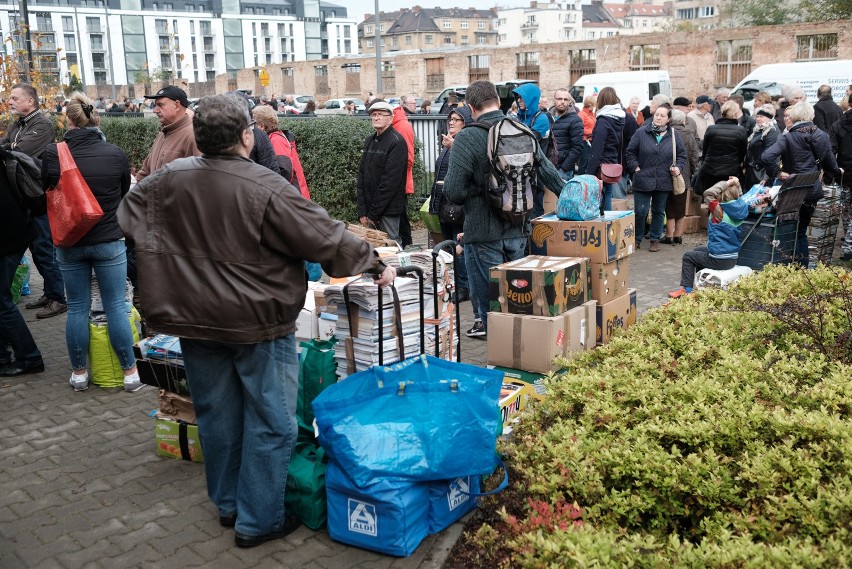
<box><xmin>285</xmin><ymin>442</ymin><xmax>328</xmax><ymax>530</ymax></box>
<box><xmin>312</xmin><ymin>354</ymin><xmax>504</xmax><ymax>487</ymax></box>
<box><xmin>326</xmin><ymin>461</ymin><xmax>429</xmax><ymax>557</ymax></box>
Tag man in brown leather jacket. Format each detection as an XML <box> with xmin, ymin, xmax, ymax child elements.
<box><xmin>135</xmin><ymin>85</ymin><xmax>200</xmax><ymax>181</ymax></box>
<box><xmin>118</xmin><ymin>93</ymin><xmax>395</xmax><ymax>549</ymax></box>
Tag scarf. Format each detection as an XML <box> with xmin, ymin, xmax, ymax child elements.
<box><xmin>596</xmin><ymin>104</ymin><xmax>626</xmax><ymax>120</ymax></box>
<box><xmin>748</xmin><ymin>120</ymin><xmax>775</xmax><ymax>144</ymax></box>
<box><xmin>651</xmin><ymin>123</ymin><xmax>667</xmax><ymax>135</ymax></box>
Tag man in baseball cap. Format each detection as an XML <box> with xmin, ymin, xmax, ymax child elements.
<box><xmin>688</xmin><ymin>95</ymin><xmax>715</xmax><ymax>143</ymax></box>
<box><xmin>137</xmin><ymin>86</ymin><xmax>199</xmax><ymax>181</ymax></box>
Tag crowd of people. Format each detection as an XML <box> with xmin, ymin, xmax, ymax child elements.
<box><xmin>2</xmin><ymin>76</ymin><xmax>851</xmax><ymax>550</ymax></box>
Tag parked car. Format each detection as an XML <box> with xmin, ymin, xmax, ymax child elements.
<box><xmin>320</xmin><ymin>98</ymin><xmax>366</xmax><ymax>114</ymax></box>
<box><xmin>430</xmin><ymin>85</ymin><xmax>467</xmax><ymax>114</ymax></box>
<box><xmin>283</xmin><ymin>94</ymin><xmax>315</xmax><ymax>112</ymax></box>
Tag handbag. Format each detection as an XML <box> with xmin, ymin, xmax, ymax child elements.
<box><xmin>312</xmin><ymin>354</ymin><xmax>504</xmax><ymax>487</ymax></box>
<box><xmin>46</xmin><ymin>142</ymin><xmax>104</xmax><ymax>247</ymax></box>
<box><xmin>599</xmin><ymin>126</ymin><xmax>625</xmax><ymax>183</ymax></box>
<box><xmin>671</xmin><ymin>132</ymin><xmax>686</xmax><ymax>195</ymax></box>
<box><xmin>439</xmin><ymin>200</ymin><xmax>464</xmax><ymax>225</ymax></box>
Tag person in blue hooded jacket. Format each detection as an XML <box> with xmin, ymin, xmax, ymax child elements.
<box><xmin>513</xmin><ymin>83</ymin><xmax>554</xmax><ymax>218</ymax></box>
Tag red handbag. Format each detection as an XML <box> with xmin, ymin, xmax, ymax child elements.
<box><xmin>46</xmin><ymin>142</ymin><xmax>104</xmax><ymax>247</ymax></box>
<box><xmin>599</xmin><ymin>163</ymin><xmax>623</xmax><ymax>183</ymax></box>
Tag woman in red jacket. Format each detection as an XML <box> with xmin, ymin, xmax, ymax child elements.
<box><xmin>251</xmin><ymin>105</ymin><xmax>310</xmax><ymax>199</ymax></box>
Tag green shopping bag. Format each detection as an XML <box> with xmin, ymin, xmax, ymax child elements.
<box><xmin>297</xmin><ymin>338</ymin><xmax>338</xmax><ymax>431</ymax></box>
<box><xmin>285</xmin><ymin>442</ymin><xmax>328</xmax><ymax>530</ymax></box>
<box><xmin>90</xmin><ymin>308</ymin><xmax>141</xmax><ymax>387</ymax></box>
<box><xmin>11</xmin><ymin>262</ymin><xmax>30</xmax><ymax>304</ymax></box>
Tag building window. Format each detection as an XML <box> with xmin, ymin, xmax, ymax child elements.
<box><xmin>469</xmin><ymin>54</ymin><xmax>489</xmax><ymax>82</ymax></box>
<box><xmin>94</xmin><ymin>71</ymin><xmax>107</xmax><ymax>84</ymax></box>
<box><xmin>443</xmin><ymin>20</ymin><xmax>451</xmax><ymax>29</ymax></box>
<box><xmin>444</xmin><ymin>35</ymin><xmax>453</xmax><ymax>44</ymax></box>
<box><xmin>715</xmin><ymin>39</ymin><xmax>752</xmax><ymax>86</ymax></box>
<box><xmin>425</xmin><ymin>34</ymin><xmax>433</xmax><ymax>44</ymax></box>
<box><xmin>477</xmin><ymin>35</ymin><xmax>486</xmax><ymax>44</ymax></box>
<box><xmin>405</xmin><ymin>35</ymin><xmax>411</xmax><ymax>45</ymax></box>
<box><xmin>629</xmin><ymin>44</ymin><xmax>660</xmax><ymax>70</ymax></box>
<box><xmin>461</xmin><ymin>35</ymin><xmax>469</xmax><ymax>45</ymax></box>
<box><xmin>478</xmin><ymin>21</ymin><xmax>486</xmax><ymax>29</ymax></box>
<box><xmin>65</xmin><ymin>34</ymin><xmax>76</xmax><ymax>51</ymax></box>
<box><xmin>796</xmin><ymin>33</ymin><xmax>838</xmax><ymax>61</ymax></box>
<box><xmin>92</xmin><ymin>52</ymin><xmax>105</xmax><ymax>68</ymax></box>
<box><xmin>569</xmin><ymin>48</ymin><xmax>596</xmax><ymax>84</ymax></box>
<box><xmin>499</xmin><ymin>18</ymin><xmax>506</xmax><ymax>25</ymax></box>
<box><xmin>365</xmin><ymin>25</ymin><xmax>373</xmax><ymax>34</ymax></box>
<box><xmin>315</xmin><ymin>65</ymin><xmax>327</xmax><ymax>76</ymax></box>
<box><xmin>500</xmin><ymin>34</ymin><xmax>507</xmax><ymax>42</ymax></box>
<box><xmin>91</xmin><ymin>35</ymin><xmax>104</xmax><ymax>50</ymax></box>
<box><xmin>367</xmin><ymin>39</ymin><xmax>373</xmax><ymax>48</ymax></box>
<box><xmin>62</xmin><ymin>16</ymin><xmax>73</xmax><ymax>32</ymax></box>
<box><xmin>516</xmin><ymin>51</ymin><xmax>539</xmax><ymax>81</ymax></box>
<box><xmin>155</xmin><ymin>18</ymin><xmax>167</xmax><ymax>33</ymax></box>
<box><xmin>699</xmin><ymin>6</ymin><xmax>715</xmax><ymax>17</ymax></box>
<box><xmin>86</xmin><ymin>17</ymin><xmax>101</xmax><ymax>33</ymax></box>
<box><xmin>461</xmin><ymin>21</ymin><xmax>468</xmax><ymax>29</ymax></box>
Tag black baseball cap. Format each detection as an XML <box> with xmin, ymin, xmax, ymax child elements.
<box><xmin>144</xmin><ymin>86</ymin><xmax>190</xmax><ymax>108</ymax></box>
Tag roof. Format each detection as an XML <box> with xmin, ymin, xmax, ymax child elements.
<box><xmin>582</xmin><ymin>3</ymin><xmax>621</xmax><ymax>26</ymax></box>
<box><xmin>604</xmin><ymin>3</ymin><xmax>671</xmax><ymax>18</ymax></box>
<box><xmin>358</xmin><ymin>6</ymin><xmax>496</xmax><ymax>30</ymax></box>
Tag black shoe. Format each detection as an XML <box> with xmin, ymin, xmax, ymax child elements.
<box><xmin>466</xmin><ymin>321</ymin><xmax>486</xmax><ymax>339</ymax></box>
<box><xmin>0</xmin><ymin>361</ymin><xmax>45</xmax><ymax>377</ymax></box>
<box><xmin>659</xmin><ymin>236</ymin><xmax>673</xmax><ymax>245</ymax></box>
<box><xmin>451</xmin><ymin>289</ymin><xmax>470</xmax><ymax>303</ymax></box>
<box><xmin>36</xmin><ymin>300</ymin><xmax>67</xmax><ymax>319</ymax></box>
<box><xmin>219</xmin><ymin>513</ymin><xmax>237</xmax><ymax>528</ymax></box>
<box><xmin>234</xmin><ymin>515</ymin><xmax>301</xmax><ymax>548</ymax></box>
<box><xmin>25</xmin><ymin>295</ymin><xmax>50</xmax><ymax>309</ymax></box>
<box><xmin>673</xmin><ymin>237</ymin><xmax>683</xmax><ymax>245</ymax></box>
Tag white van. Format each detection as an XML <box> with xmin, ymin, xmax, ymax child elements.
<box><xmin>732</xmin><ymin>60</ymin><xmax>852</xmax><ymax>110</ymax></box>
<box><xmin>568</xmin><ymin>70</ymin><xmax>672</xmax><ymax>109</ymax></box>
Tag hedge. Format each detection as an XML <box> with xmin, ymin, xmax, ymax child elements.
<box><xmin>58</xmin><ymin>115</ymin><xmax>427</xmax><ymax>224</ymax></box>
<box><xmin>451</xmin><ymin>264</ymin><xmax>852</xmax><ymax>568</ymax></box>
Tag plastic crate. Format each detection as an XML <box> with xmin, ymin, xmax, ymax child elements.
<box><xmin>738</xmin><ymin>218</ymin><xmax>798</xmax><ymax>270</ymax></box>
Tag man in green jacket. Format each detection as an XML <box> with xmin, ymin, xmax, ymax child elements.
<box><xmin>443</xmin><ymin>81</ymin><xmax>564</xmax><ymax>338</ymax></box>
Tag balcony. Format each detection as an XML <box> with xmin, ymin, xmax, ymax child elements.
<box><xmin>521</xmin><ymin>20</ymin><xmax>538</xmax><ymax>30</ymax></box>
<box><xmin>34</xmin><ymin>42</ymin><xmax>57</xmax><ymax>52</ymax></box>
<box><xmin>87</xmin><ymin>25</ymin><xmax>104</xmax><ymax>33</ymax></box>
<box><xmin>37</xmin><ymin>22</ymin><xmax>54</xmax><ymax>32</ymax></box>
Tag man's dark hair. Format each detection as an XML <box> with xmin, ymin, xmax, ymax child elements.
<box><xmin>817</xmin><ymin>85</ymin><xmax>831</xmax><ymax>98</ymax></box>
<box><xmin>11</xmin><ymin>83</ymin><xmax>38</xmax><ymax>106</ymax></box>
<box><xmin>193</xmin><ymin>94</ymin><xmax>250</xmax><ymax>155</ymax></box>
<box><xmin>465</xmin><ymin>81</ymin><xmax>498</xmax><ymax>111</ymax></box>
<box><xmin>728</xmin><ymin>94</ymin><xmax>745</xmax><ymax>109</ymax></box>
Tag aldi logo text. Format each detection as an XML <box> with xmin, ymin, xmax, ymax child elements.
<box><xmin>348</xmin><ymin>499</ymin><xmax>377</xmax><ymax>536</ymax></box>
<box><xmin>447</xmin><ymin>477</ymin><xmax>471</xmax><ymax>511</ymax></box>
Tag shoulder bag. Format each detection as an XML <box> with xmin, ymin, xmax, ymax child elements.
<box><xmin>671</xmin><ymin>132</ymin><xmax>686</xmax><ymax>195</ymax></box>
<box><xmin>599</xmin><ymin>123</ymin><xmax>624</xmax><ymax>183</ymax></box>
<box><xmin>46</xmin><ymin>142</ymin><xmax>104</xmax><ymax>247</ymax></box>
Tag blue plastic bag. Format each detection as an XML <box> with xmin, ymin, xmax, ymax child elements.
<box><xmin>326</xmin><ymin>461</ymin><xmax>429</xmax><ymax>557</ymax></box>
<box><xmin>427</xmin><ymin>475</ymin><xmax>480</xmax><ymax>534</ymax></box>
<box><xmin>312</xmin><ymin>354</ymin><xmax>504</xmax><ymax>487</ymax></box>
<box><xmin>556</xmin><ymin>174</ymin><xmax>602</xmax><ymax>221</ymax></box>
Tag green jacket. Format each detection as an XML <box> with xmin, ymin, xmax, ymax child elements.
<box><xmin>443</xmin><ymin>109</ymin><xmax>564</xmax><ymax>244</ymax></box>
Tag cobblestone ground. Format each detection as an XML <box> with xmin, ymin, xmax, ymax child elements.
<box><xmin>0</xmin><ymin>225</ymin><xmax>698</xmax><ymax>568</ymax></box>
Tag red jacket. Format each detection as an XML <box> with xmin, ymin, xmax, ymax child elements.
<box><xmin>269</xmin><ymin>130</ymin><xmax>310</xmax><ymax>200</ymax></box>
<box><xmin>392</xmin><ymin>106</ymin><xmax>415</xmax><ymax>195</ymax></box>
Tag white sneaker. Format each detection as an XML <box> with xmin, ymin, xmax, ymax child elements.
<box><xmin>69</xmin><ymin>372</ymin><xmax>89</xmax><ymax>392</ymax></box>
<box><xmin>124</xmin><ymin>371</ymin><xmax>145</xmax><ymax>393</ymax></box>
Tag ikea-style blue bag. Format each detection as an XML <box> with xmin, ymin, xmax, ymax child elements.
<box><xmin>427</xmin><ymin>475</ymin><xmax>480</xmax><ymax>534</ymax></box>
<box><xmin>312</xmin><ymin>354</ymin><xmax>504</xmax><ymax>487</ymax></box>
<box><xmin>326</xmin><ymin>461</ymin><xmax>429</xmax><ymax>557</ymax></box>
<box><xmin>556</xmin><ymin>174</ymin><xmax>602</xmax><ymax>221</ymax></box>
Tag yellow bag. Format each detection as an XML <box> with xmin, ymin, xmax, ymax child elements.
<box><xmin>89</xmin><ymin>307</ymin><xmax>141</xmax><ymax>388</ymax></box>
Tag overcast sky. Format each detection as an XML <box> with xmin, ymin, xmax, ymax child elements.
<box><xmin>340</xmin><ymin>0</ymin><xmax>514</xmax><ymax>24</ymax></box>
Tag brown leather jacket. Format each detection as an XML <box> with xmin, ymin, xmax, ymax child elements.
<box><xmin>118</xmin><ymin>154</ymin><xmax>386</xmax><ymax>343</ymax></box>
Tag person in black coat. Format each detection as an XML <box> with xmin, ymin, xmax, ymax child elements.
<box><xmin>813</xmin><ymin>85</ymin><xmax>842</xmax><ymax>133</ymax></box>
<box><xmin>829</xmin><ymin>96</ymin><xmax>852</xmax><ymax>260</ymax></box>
<box><xmin>40</xmin><ymin>92</ymin><xmax>141</xmax><ymax>393</ymax></box>
<box><xmin>693</xmin><ymin>101</ymin><xmax>747</xmax><ymax>195</ymax></box>
<box><xmin>585</xmin><ymin>87</ymin><xmax>626</xmax><ymax>211</ymax></box>
<box><xmin>625</xmin><ymin>104</ymin><xmax>686</xmax><ymax>252</ymax></box>
<box><xmin>745</xmin><ymin>104</ymin><xmax>780</xmax><ymax>187</ymax></box>
<box><xmin>762</xmin><ymin>101</ymin><xmax>844</xmax><ymax>266</ymax></box>
<box><xmin>550</xmin><ymin>89</ymin><xmax>584</xmax><ymax>179</ymax></box>
<box><xmin>0</xmin><ymin>151</ymin><xmax>44</xmax><ymax>377</ymax></box>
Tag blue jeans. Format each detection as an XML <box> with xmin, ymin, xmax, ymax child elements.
<box><xmin>56</xmin><ymin>240</ymin><xmax>135</xmax><ymax>370</ymax></box>
<box><xmin>181</xmin><ymin>335</ymin><xmax>299</xmax><ymax>536</ymax></box>
<box><xmin>440</xmin><ymin>221</ymin><xmax>468</xmax><ymax>292</ymax></box>
<box><xmin>601</xmin><ymin>182</ymin><xmax>620</xmax><ymax>212</ymax></box>
<box><xmin>465</xmin><ymin>237</ymin><xmax>527</xmax><ymax>330</ymax></box>
<box><xmin>29</xmin><ymin>214</ymin><xmax>66</xmax><ymax>302</ymax></box>
<box><xmin>0</xmin><ymin>250</ymin><xmax>42</xmax><ymax>366</ymax></box>
<box><xmin>633</xmin><ymin>190</ymin><xmax>669</xmax><ymax>243</ymax></box>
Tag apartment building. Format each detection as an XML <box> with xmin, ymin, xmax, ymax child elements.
<box><xmin>0</xmin><ymin>0</ymin><xmax>358</xmax><ymax>89</ymax></box>
<box><xmin>497</xmin><ymin>1</ymin><xmax>583</xmax><ymax>46</ymax></box>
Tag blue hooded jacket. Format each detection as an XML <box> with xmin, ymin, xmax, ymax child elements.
<box><xmin>513</xmin><ymin>83</ymin><xmax>551</xmax><ymax>141</ymax></box>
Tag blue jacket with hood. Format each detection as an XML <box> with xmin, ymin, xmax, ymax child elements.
<box><xmin>513</xmin><ymin>83</ymin><xmax>551</xmax><ymax>141</ymax></box>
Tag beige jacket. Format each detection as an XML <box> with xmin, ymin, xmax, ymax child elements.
<box><xmin>136</xmin><ymin>112</ymin><xmax>200</xmax><ymax>180</ymax></box>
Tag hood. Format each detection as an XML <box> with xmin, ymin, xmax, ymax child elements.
<box><xmin>513</xmin><ymin>83</ymin><xmax>542</xmax><ymax>120</ymax></box>
<box><xmin>449</xmin><ymin>105</ymin><xmax>473</xmax><ymax>125</ymax></box>
<box><xmin>392</xmin><ymin>105</ymin><xmax>407</xmax><ymax>126</ymax></box>
<box><xmin>596</xmin><ymin>104</ymin><xmax>626</xmax><ymax>121</ymax></box>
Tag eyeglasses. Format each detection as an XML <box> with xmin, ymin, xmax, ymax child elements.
<box><xmin>247</xmin><ymin>120</ymin><xmax>256</xmax><ymax>128</ymax></box>
<box><xmin>448</xmin><ymin>117</ymin><xmax>464</xmax><ymax>123</ymax></box>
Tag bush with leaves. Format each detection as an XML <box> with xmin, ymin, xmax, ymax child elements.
<box><xmin>450</xmin><ymin>264</ymin><xmax>852</xmax><ymax>568</ymax></box>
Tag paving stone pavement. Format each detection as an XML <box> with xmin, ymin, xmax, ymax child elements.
<box><xmin>0</xmin><ymin>224</ymin><xmax>704</xmax><ymax>569</ymax></box>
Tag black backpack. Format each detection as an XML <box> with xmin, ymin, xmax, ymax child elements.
<box><xmin>0</xmin><ymin>147</ymin><xmax>45</xmax><ymax>216</ymax></box>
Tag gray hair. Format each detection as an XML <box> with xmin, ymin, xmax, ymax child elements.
<box><xmin>671</xmin><ymin>109</ymin><xmax>687</xmax><ymax>126</ymax></box>
<box><xmin>193</xmin><ymin>94</ymin><xmax>251</xmax><ymax>155</ymax></box>
<box><xmin>716</xmin><ymin>88</ymin><xmax>730</xmax><ymax>97</ymax></box>
<box><xmin>651</xmin><ymin>94</ymin><xmax>670</xmax><ymax>107</ymax></box>
<box><xmin>785</xmin><ymin>100</ymin><xmax>815</xmax><ymax>123</ymax></box>
<box><xmin>781</xmin><ymin>84</ymin><xmax>805</xmax><ymax>102</ymax></box>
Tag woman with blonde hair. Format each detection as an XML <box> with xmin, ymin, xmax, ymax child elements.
<box><xmin>40</xmin><ymin>92</ymin><xmax>140</xmax><ymax>393</ymax></box>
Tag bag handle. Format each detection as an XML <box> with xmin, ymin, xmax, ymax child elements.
<box><xmin>56</xmin><ymin>142</ymin><xmax>77</xmax><ymax>174</ymax></box>
<box><xmin>671</xmin><ymin>128</ymin><xmax>677</xmax><ymax>169</ymax></box>
<box><xmin>457</xmin><ymin>456</ymin><xmax>509</xmax><ymax>497</ymax></box>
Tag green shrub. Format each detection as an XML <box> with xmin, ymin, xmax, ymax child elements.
<box><xmin>452</xmin><ymin>264</ymin><xmax>852</xmax><ymax>568</ymax></box>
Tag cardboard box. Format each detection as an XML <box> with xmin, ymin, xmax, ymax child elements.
<box><xmin>611</xmin><ymin>198</ymin><xmax>630</xmax><ymax>211</ymax></box>
<box><xmin>590</xmin><ymin>258</ymin><xmax>630</xmax><ymax>304</ymax></box>
<box><xmin>681</xmin><ymin>215</ymin><xmax>703</xmax><ymax>235</ymax></box>
<box><xmin>579</xmin><ymin>299</ymin><xmax>597</xmax><ymax>351</ymax></box>
<box><xmin>543</xmin><ymin>188</ymin><xmax>559</xmax><ymax>215</ymax></box>
<box><xmin>155</xmin><ymin>418</ymin><xmax>204</xmax><ymax>463</ymax></box>
<box><xmin>492</xmin><ymin>366</ymin><xmax>548</xmax><ymax>399</ymax></box>
<box><xmin>595</xmin><ymin>289</ymin><xmax>637</xmax><ymax>345</ymax></box>
<box><xmin>685</xmin><ymin>193</ymin><xmax>702</xmax><ymax>217</ymax></box>
<box><xmin>487</xmin><ymin>303</ymin><xmax>594</xmax><ymax>374</ymax></box>
<box><xmin>529</xmin><ymin>212</ymin><xmax>635</xmax><ymax>263</ymax></box>
<box><xmin>499</xmin><ymin>379</ymin><xmax>537</xmax><ymax>431</ymax></box>
<box><xmin>489</xmin><ymin>256</ymin><xmax>590</xmax><ymax>316</ymax></box>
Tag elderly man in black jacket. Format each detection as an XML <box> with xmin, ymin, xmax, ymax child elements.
<box><xmin>813</xmin><ymin>85</ymin><xmax>842</xmax><ymax>134</ymax></box>
<box><xmin>0</xmin><ymin>155</ymin><xmax>45</xmax><ymax>377</ymax></box>
<box><xmin>0</xmin><ymin>83</ymin><xmax>68</xmax><ymax>319</ymax></box>
<box><xmin>550</xmin><ymin>89</ymin><xmax>584</xmax><ymax>179</ymax></box>
<box><xmin>357</xmin><ymin>101</ymin><xmax>408</xmax><ymax>246</ymax></box>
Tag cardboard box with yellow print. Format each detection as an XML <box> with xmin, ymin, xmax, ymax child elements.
<box><xmin>489</xmin><ymin>255</ymin><xmax>590</xmax><ymax>316</ymax></box>
<box><xmin>529</xmin><ymin>212</ymin><xmax>635</xmax><ymax>264</ymax></box>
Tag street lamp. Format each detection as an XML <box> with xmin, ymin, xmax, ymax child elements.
<box><xmin>374</xmin><ymin>0</ymin><xmax>381</xmax><ymax>96</ymax></box>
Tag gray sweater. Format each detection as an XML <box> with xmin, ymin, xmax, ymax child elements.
<box><xmin>443</xmin><ymin>109</ymin><xmax>564</xmax><ymax>244</ymax></box>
